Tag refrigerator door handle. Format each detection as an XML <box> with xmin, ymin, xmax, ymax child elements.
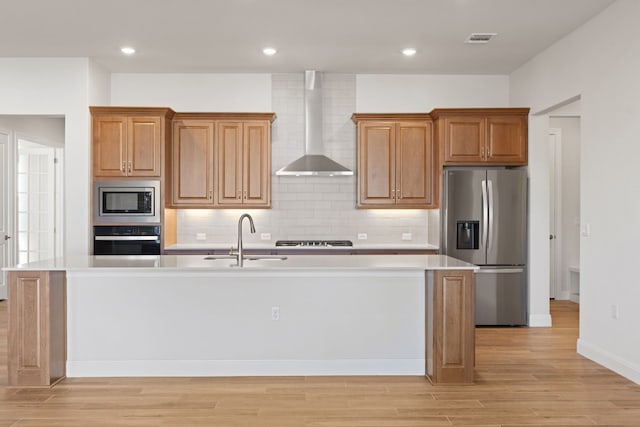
<box><xmin>481</xmin><ymin>179</ymin><xmax>489</xmax><ymax>250</ymax></box>
<box><xmin>487</xmin><ymin>179</ymin><xmax>494</xmax><ymax>254</ymax></box>
<box><xmin>476</xmin><ymin>268</ymin><xmax>525</xmax><ymax>274</ymax></box>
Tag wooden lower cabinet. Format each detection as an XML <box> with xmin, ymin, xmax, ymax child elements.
<box><xmin>8</xmin><ymin>271</ymin><xmax>67</xmax><ymax>387</ymax></box>
<box><xmin>426</xmin><ymin>269</ymin><xmax>475</xmax><ymax>384</ymax></box>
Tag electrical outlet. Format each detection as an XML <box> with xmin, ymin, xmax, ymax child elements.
<box><xmin>271</xmin><ymin>306</ymin><xmax>280</xmax><ymax>321</ymax></box>
<box><xmin>357</xmin><ymin>233</ymin><xmax>368</xmax><ymax>240</ymax></box>
<box><xmin>402</xmin><ymin>232</ymin><xmax>412</xmax><ymax>241</ymax></box>
<box><xmin>196</xmin><ymin>233</ymin><xmax>207</xmax><ymax>241</ymax></box>
<box><xmin>611</xmin><ymin>304</ymin><xmax>619</xmax><ymax>319</ymax></box>
<box><xmin>261</xmin><ymin>233</ymin><xmax>271</xmax><ymax>241</ymax></box>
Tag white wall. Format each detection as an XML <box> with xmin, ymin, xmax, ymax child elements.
<box><xmin>0</xmin><ymin>58</ymin><xmax>93</xmax><ymax>257</ymax></box>
<box><xmin>0</xmin><ymin>117</ymin><xmax>65</xmax><ymax>146</ymax></box>
<box><xmin>111</xmin><ymin>73</ymin><xmax>272</xmax><ymax>111</ymax></box>
<box><xmin>511</xmin><ymin>0</ymin><xmax>640</xmax><ymax>384</ymax></box>
<box><xmin>356</xmin><ymin>75</ymin><xmax>510</xmax><ymax>112</ymax></box>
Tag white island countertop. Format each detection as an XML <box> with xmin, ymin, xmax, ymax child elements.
<box><xmin>4</xmin><ymin>254</ymin><xmax>475</xmax><ymax>272</ymax></box>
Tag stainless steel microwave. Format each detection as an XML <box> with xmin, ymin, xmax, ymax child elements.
<box><xmin>93</xmin><ymin>180</ymin><xmax>160</xmax><ymax>224</ymax></box>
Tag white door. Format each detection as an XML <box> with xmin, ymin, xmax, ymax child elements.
<box><xmin>548</xmin><ymin>129</ymin><xmax>562</xmax><ymax>300</ymax></box>
<box><xmin>0</xmin><ymin>130</ymin><xmax>10</xmax><ymax>299</ymax></box>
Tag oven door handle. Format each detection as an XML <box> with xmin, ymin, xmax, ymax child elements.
<box><xmin>94</xmin><ymin>236</ymin><xmax>159</xmax><ymax>241</ymax></box>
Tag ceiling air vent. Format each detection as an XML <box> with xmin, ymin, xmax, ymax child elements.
<box><xmin>465</xmin><ymin>33</ymin><xmax>497</xmax><ymax>44</ymax></box>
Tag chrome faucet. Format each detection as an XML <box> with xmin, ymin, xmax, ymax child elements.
<box><xmin>235</xmin><ymin>213</ymin><xmax>255</xmax><ymax>267</ymax></box>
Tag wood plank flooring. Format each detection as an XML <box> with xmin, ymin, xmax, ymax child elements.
<box><xmin>1</xmin><ymin>300</ymin><xmax>640</xmax><ymax>426</ymax></box>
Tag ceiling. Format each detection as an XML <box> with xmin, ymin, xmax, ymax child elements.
<box><xmin>0</xmin><ymin>0</ymin><xmax>614</xmax><ymax>74</ymax></box>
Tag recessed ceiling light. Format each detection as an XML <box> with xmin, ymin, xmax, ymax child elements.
<box><xmin>402</xmin><ymin>48</ymin><xmax>417</xmax><ymax>56</ymax></box>
<box><xmin>263</xmin><ymin>47</ymin><xmax>277</xmax><ymax>56</ymax></box>
<box><xmin>120</xmin><ymin>46</ymin><xmax>136</xmax><ymax>55</ymax></box>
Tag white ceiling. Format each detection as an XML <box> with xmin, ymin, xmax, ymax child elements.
<box><xmin>1</xmin><ymin>0</ymin><xmax>614</xmax><ymax>74</ymax></box>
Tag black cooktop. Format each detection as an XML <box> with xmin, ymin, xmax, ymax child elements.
<box><xmin>275</xmin><ymin>240</ymin><xmax>353</xmax><ymax>247</ymax></box>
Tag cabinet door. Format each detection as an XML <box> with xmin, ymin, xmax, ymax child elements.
<box><xmin>242</xmin><ymin>121</ymin><xmax>270</xmax><ymax>206</ymax></box>
<box><xmin>128</xmin><ymin>116</ymin><xmax>162</xmax><ymax>177</ymax></box>
<box><xmin>442</xmin><ymin>117</ymin><xmax>485</xmax><ymax>164</ymax></box>
<box><xmin>396</xmin><ymin>121</ymin><xmax>435</xmax><ymax>207</ymax></box>
<box><xmin>217</xmin><ymin>122</ymin><xmax>243</xmax><ymax>205</ymax></box>
<box><xmin>358</xmin><ymin>122</ymin><xmax>396</xmax><ymax>206</ymax></box>
<box><xmin>93</xmin><ymin>116</ymin><xmax>127</xmax><ymax>177</ymax></box>
<box><xmin>485</xmin><ymin>116</ymin><xmax>527</xmax><ymax>165</ymax></box>
<box><xmin>171</xmin><ymin>120</ymin><xmax>215</xmax><ymax>206</ymax></box>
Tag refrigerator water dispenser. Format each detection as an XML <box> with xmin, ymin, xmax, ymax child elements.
<box><xmin>456</xmin><ymin>221</ymin><xmax>479</xmax><ymax>249</ymax></box>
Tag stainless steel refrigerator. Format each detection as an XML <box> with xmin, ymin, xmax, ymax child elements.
<box><xmin>442</xmin><ymin>168</ymin><xmax>528</xmax><ymax>326</ymax></box>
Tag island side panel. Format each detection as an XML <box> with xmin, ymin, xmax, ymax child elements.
<box><xmin>430</xmin><ymin>269</ymin><xmax>474</xmax><ymax>384</ymax></box>
<box><xmin>8</xmin><ymin>270</ymin><xmax>67</xmax><ymax>387</ymax></box>
<box><xmin>48</xmin><ymin>271</ymin><xmax>67</xmax><ymax>385</ymax></box>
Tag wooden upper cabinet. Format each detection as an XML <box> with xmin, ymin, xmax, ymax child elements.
<box><xmin>433</xmin><ymin>108</ymin><xmax>529</xmax><ymax>166</ymax></box>
<box><xmin>169</xmin><ymin>113</ymin><xmax>275</xmax><ymax>209</ymax></box>
<box><xmin>486</xmin><ymin>115</ymin><xmax>528</xmax><ymax>164</ymax></box>
<box><xmin>357</xmin><ymin>121</ymin><xmax>396</xmax><ymax>206</ymax></box>
<box><xmin>396</xmin><ymin>122</ymin><xmax>434</xmax><ymax>206</ymax></box>
<box><xmin>91</xmin><ymin>107</ymin><xmax>174</xmax><ymax>178</ymax></box>
<box><xmin>171</xmin><ymin>120</ymin><xmax>215</xmax><ymax>206</ymax></box>
<box><xmin>242</xmin><ymin>121</ymin><xmax>270</xmax><ymax>206</ymax></box>
<box><xmin>217</xmin><ymin>121</ymin><xmax>270</xmax><ymax>206</ymax></box>
<box><xmin>353</xmin><ymin>114</ymin><xmax>436</xmax><ymax>209</ymax></box>
<box><xmin>129</xmin><ymin>116</ymin><xmax>162</xmax><ymax>176</ymax></box>
<box><xmin>441</xmin><ymin>116</ymin><xmax>485</xmax><ymax>163</ymax></box>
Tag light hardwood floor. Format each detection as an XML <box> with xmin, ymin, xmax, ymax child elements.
<box><xmin>1</xmin><ymin>300</ymin><xmax>639</xmax><ymax>426</ymax></box>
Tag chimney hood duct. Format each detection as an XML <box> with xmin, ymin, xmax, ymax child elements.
<box><xmin>276</xmin><ymin>70</ymin><xmax>353</xmax><ymax>176</ymax></box>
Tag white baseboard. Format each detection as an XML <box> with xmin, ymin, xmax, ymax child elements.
<box><xmin>528</xmin><ymin>313</ymin><xmax>552</xmax><ymax>327</ymax></box>
<box><xmin>67</xmin><ymin>359</ymin><xmax>425</xmax><ymax>377</ymax></box>
<box><xmin>577</xmin><ymin>339</ymin><xmax>640</xmax><ymax>385</ymax></box>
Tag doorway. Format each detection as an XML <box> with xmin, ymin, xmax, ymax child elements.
<box><xmin>547</xmin><ymin>108</ymin><xmax>581</xmax><ymax>302</ymax></box>
<box><xmin>0</xmin><ymin>116</ymin><xmax>64</xmax><ymax>300</ymax></box>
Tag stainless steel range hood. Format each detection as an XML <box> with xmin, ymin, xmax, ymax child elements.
<box><xmin>276</xmin><ymin>70</ymin><xmax>353</xmax><ymax>176</ymax></box>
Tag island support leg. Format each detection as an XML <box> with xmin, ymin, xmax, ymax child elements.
<box><xmin>426</xmin><ymin>269</ymin><xmax>474</xmax><ymax>384</ymax></box>
<box><xmin>8</xmin><ymin>270</ymin><xmax>67</xmax><ymax>387</ymax></box>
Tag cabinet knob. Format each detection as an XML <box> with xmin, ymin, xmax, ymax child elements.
<box><xmin>128</xmin><ymin>161</ymin><xmax>132</xmax><ymax>174</ymax></box>
<box><xmin>3</xmin><ymin>234</ymin><xmax>10</xmax><ymax>241</ymax></box>
<box><xmin>209</xmin><ymin>190</ymin><xmax>213</xmax><ymax>199</ymax></box>
<box><xmin>122</xmin><ymin>161</ymin><xmax>126</xmax><ymax>173</ymax></box>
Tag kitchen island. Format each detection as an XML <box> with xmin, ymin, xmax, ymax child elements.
<box><xmin>5</xmin><ymin>254</ymin><xmax>476</xmax><ymax>387</ymax></box>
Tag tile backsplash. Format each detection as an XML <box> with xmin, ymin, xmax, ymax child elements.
<box><xmin>176</xmin><ymin>73</ymin><xmax>435</xmax><ymax>246</ymax></box>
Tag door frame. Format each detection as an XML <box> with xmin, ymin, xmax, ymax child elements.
<box><xmin>0</xmin><ymin>127</ymin><xmax>14</xmax><ymax>299</ymax></box>
<box><xmin>548</xmin><ymin>128</ymin><xmax>563</xmax><ymax>300</ymax></box>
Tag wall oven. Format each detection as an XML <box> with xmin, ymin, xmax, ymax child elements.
<box><xmin>94</xmin><ymin>225</ymin><xmax>161</xmax><ymax>255</ymax></box>
<box><xmin>93</xmin><ymin>180</ymin><xmax>160</xmax><ymax>224</ymax></box>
